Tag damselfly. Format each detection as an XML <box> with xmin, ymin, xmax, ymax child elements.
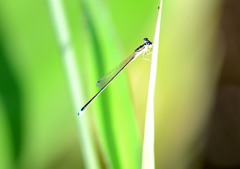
<box><xmin>79</xmin><ymin>38</ymin><xmax>152</xmax><ymax>114</ymax></box>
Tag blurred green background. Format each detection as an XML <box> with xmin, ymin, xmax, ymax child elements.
<box><xmin>0</xmin><ymin>0</ymin><xmax>230</xmax><ymax>169</ymax></box>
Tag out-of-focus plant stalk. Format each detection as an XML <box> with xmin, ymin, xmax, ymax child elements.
<box><xmin>48</xmin><ymin>0</ymin><xmax>100</xmax><ymax>169</ymax></box>
<box><xmin>142</xmin><ymin>1</ymin><xmax>163</xmax><ymax>169</ymax></box>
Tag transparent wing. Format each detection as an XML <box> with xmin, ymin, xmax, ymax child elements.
<box><xmin>96</xmin><ymin>52</ymin><xmax>138</xmax><ymax>89</ymax></box>
<box><xmin>79</xmin><ymin>43</ymin><xmax>148</xmax><ymax>112</ymax></box>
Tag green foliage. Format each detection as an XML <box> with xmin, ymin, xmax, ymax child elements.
<box><xmin>0</xmin><ymin>0</ymin><xmax>222</xmax><ymax>169</ymax></box>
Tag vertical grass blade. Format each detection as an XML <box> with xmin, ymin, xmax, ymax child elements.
<box><xmin>142</xmin><ymin>1</ymin><xmax>163</xmax><ymax>169</ymax></box>
<box><xmin>79</xmin><ymin>0</ymin><xmax>141</xmax><ymax>168</ymax></box>
<box><xmin>48</xmin><ymin>0</ymin><xmax>100</xmax><ymax>168</ymax></box>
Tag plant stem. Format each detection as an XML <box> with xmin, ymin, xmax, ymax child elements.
<box><xmin>142</xmin><ymin>1</ymin><xmax>163</xmax><ymax>169</ymax></box>
<box><xmin>48</xmin><ymin>0</ymin><xmax>100</xmax><ymax>168</ymax></box>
